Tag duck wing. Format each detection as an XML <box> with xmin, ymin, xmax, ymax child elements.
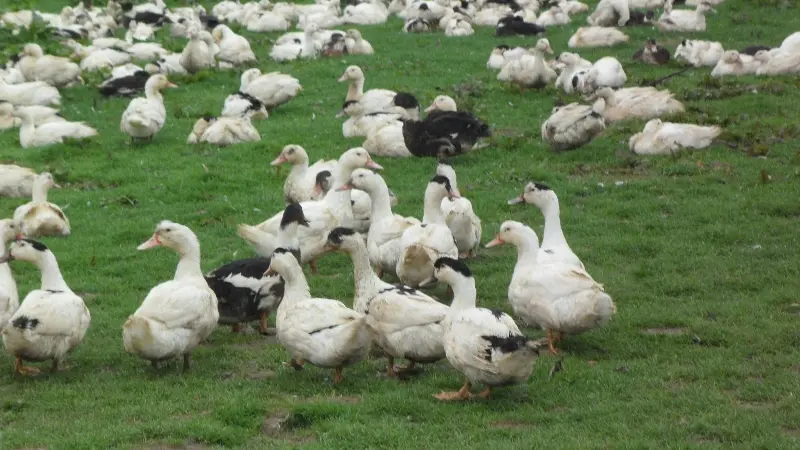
<box><xmin>136</xmin><ymin>280</ymin><xmax>216</xmax><ymax>329</ymax></box>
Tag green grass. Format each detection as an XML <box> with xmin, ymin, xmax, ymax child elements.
<box><xmin>2</xmin><ymin>1</ymin><xmax>800</xmax><ymax>448</ymax></box>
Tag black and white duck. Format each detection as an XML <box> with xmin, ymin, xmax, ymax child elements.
<box><xmin>98</xmin><ymin>70</ymin><xmax>150</xmax><ymax>97</ymax></box>
<box><xmin>206</xmin><ymin>203</ymin><xmax>309</xmax><ymax>334</ymax></box>
<box><xmin>402</xmin><ymin>95</ymin><xmax>491</xmax><ymax>159</ymax></box>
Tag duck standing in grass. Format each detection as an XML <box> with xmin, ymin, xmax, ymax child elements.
<box><xmin>267</xmin><ymin>248</ymin><xmax>372</xmax><ymax>384</ymax></box>
<box><xmin>120</xmin><ymin>74</ymin><xmax>178</xmax><ymax>143</ymax></box>
<box><xmin>431</xmin><ymin>257</ymin><xmax>541</xmax><ymax>400</ymax></box>
<box><xmin>13</xmin><ymin>172</ymin><xmax>70</xmax><ymax>238</ymax></box>
<box><xmin>1</xmin><ymin>239</ymin><xmax>91</xmax><ymax>375</ymax></box>
<box><xmin>324</xmin><ymin>228</ymin><xmax>448</xmax><ymax>377</ymax></box>
<box><xmin>485</xmin><ymin>221</ymin><xmax>615</xmax><ymax>354</ymax></box>
<box><xmin>207</xmin><ymin>204</ymin><xmax>309</xmax><ymax>334</ymax></box>
<box><xmin>123</xmin><ymin>221</ymin><xmax>219</xmax><ymax>372</ymax></box>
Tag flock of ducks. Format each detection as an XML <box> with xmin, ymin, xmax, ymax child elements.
<box><xmin>0</xmin><ymin>0</ymin><xmax>797</xmax><ymax>400</ymax></box>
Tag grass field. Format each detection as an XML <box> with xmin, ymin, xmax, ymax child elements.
<box><xmin>1</xmin><ymin>0</ymin><xmax>800</xmax><ymax>448</ymax></box>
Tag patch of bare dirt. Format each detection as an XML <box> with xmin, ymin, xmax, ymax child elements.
<box><xmin>490</xmin><ymin>420</ymin><xmax>534</xmax><ymax>429</ymax></box>
<box><xmin>640</xmin><ymin>327</ymin><xmax>685</xmax><ymax>336</ymax></box>
<box><xmin>782</xmin><ymin>427</ymin><xmax>800</xmax><ymax>437</ymax></box>
<box><xmin>261</xmin><ymin>410</ymin><xmax>316</xmax><ymax>444</ymax></box>
<box><xmin>791</xmin><ymin>364</ymin><xmax>800</xmax><ymax>373</ymax></box>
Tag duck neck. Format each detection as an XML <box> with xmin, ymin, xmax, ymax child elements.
<box><xmin>540</xmin><ymin>199</ymin><xmax>566</xmax><ymax>249</ymax></box>
<box><xmin>0</xmin><ymin>259</ymin><xmax>16</xmax><ymax>301</ymax></box>
<box><xmin>282</xmin><ymin>267</ymin><xmax>311</xmax><ymax>305</ymax></box>
<box><xmin>288</xmin><ymin>159</ymin><xmax>309</xmax><ymax>181</ymax></box>
<box><xmin>367</xmin><ymin>181</ymin><xmax>394</xmax><ymax>221</ymax></box>
<box><xmin>31</xmin><ymin>182</ymin><xmax>49</xmax><ymax>203</ymax></box>
<box><xmin>174</xmin><ymin>244</ymin><xmax>203</xmax><ymax>280</ymax></box>
<box><xmin>347</xmin><ymin>78</ymin><xmax>365</xmax><ymax>101</ymax></box>
<box><xmin>277</xmin><ymin>222</ymin><xmax>301</xmax><ymax>255</ymax></box>
<box><xmin>446</xmin><ymin>276</ymin><xmax>477</xmax><ymax>316</ymax></box>
<box><xmin>324</xmin><ymin>164</ymin><xmax>355</xmax><ymax>220</ymax></box>
<box><xmin>422</xmin><ymin>189</ymin><xmax>446</xmax><ymax>224</ymax></box>
<box><xmin>347</xmin><ymin>240</ymin><xmax>383</xmax><ymax>303</ymax></box>
<box><xmin>36</xmin><ymin>252</ymin><xmax>71</xmax><ymax>292</ymax></box>
<box><xmin>513</xmin><ymin>230</ymin><xmax>541</xmax><ymax>267</ymax></box>
<box><xmin>145</xmin><ymin>85</ymin><xmax>163</xmax><ymax>103</ymax></box>
<box><xmin>303</xmin><ymin>29</ymin><xmax>316</xmax><ymax>55</ymax></box>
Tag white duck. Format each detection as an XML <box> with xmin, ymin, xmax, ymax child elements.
<box><xmin>1</xmin><ymin>239</ymin><xmax>91</xmax><ymax>375</ymax></box>
<box><xmin>123</xmin><ymin>221</ymin><xmax>219</xmax><ymax>372</ymax></box>
<box><xmin>657</xmin><ymin>1</ymin><xmax>715</xmax><ymax>32</ymax></box>
<box><xmin>120</xmin><ymin>74</ymin><xmax>177</xmax><ymax>142</ymax></box>
<box><xmin>445</xmin><ymin>18</ymin><xmax>474</xmax><ymax>36</ymax></box>
<box><xmin>580</xmin><ymin>56</ymin><xmax>626</xmax><ymax>92</ymax></box>
<box><xmin>269</xmin><ymin>144</ymin><xmax>338</xmax><ymax>204</ymax></box>
<box><xmin>344</xmin><ymin>29</ymin><xmax>374</xmax><ymax>54</ymax></box>
<box><xmin>212</xmin><ymin>24</ymin><xmax>257</xmax><ymax>65</ymax></box>
<box><xmin>239</xmin><ymin>148</ymin><xmax>384</xmax><ymax>272</ymax></box>
<box><xmin>536</xmin><ymin>5</ymin><xmax>571</xmax><ymax>27</ymax></box>
<box><xmin>13</xmin><ymin>172</ymin><xmax>70</xmax><ymax>238</ymax></box>
<box><xmin>591</xmin><ymin>87</ymin><xmax>685</xmax><ymax>122</ymax></box>
<box><xmin>325</xmin><ymin>228</ymin><xmax>448</xmax><ymax>377</ymax></box>
<box><xmin>338</xmin><ymin>65</ymin><xmax>397</xmax><ymax>114</ymax></box>
<box><xmin>396</xmin><ymin>175</ymin><xmax>460</xmax><ymax>288</ymax></box>
<box><xmin>267</xmin><ymin>248</ymin><xmax>371</xmax><ymax>384</ymax></box>
<box><xmin>674</xmin><ymin>39</ymin><xmax>724</xmax><ymax>67</ymax></box>
<box><xmin>340</xmin><ymin>169</ymin><xmax>419</xmax><ymax>278</ymax></box>
<box><xmin>362</xmin><ymin>116</ymin><xmax>413</xmax><ymax>158</ymax></box>
<box><xmin>179</xmin><ymin>29</ymin><xmax>216</xmax><ymax>74</ymax></box>
<box><xmin>540</xmin><ymin>100</ymin><xmax>606</xmax><ymax>151</ymax></box>
<box><xmin>125</xmin><ymin>20</ymin><xmax>155</xmax><ymax>41</ymax></box>
<box><xmin>554</xmin><ymin>52</ymin><xmax>593</xmax><ymax>93</ymax></box>
<box><xmin>17</xmin><ymin>43</ymin><xmax>82</xmax><ymax>88</ymax></box>
<box><xmin>246</xmin><ymin>10</ymin><xmax>292</xmax><ymax>32</ymax></box>
<box><xmin>486</xmin><ymin>221</ymin><xmax>616</xmax><ymax>354</ymax></box>
<box><xmin>0</xmin><ymin>78</ymin><xmax>61</xmax><ymax>107</ymax></box>
<box><xmin>432</xmin><ymin>257</ymin><xmax>541</xmax><ymax>400</ymax></box>
<box><xmin>1</xmin><ymin>103</ymin><xmax>64</xmax><ymax>130</ymax></box>
<box><xmin>754</xmin><ymin>50</ymin><xmax>800</xmax><ymax>75</ymax></box>
<box><xmin>15</xmin><ymin>109</ymin><xmax>97</xmax><ymax>148</ymax></box>
<box><xmin>629</xmin><ymin>119</ymin><xmax>722</xmax><ymax>155</ymax></box>
<box><xmin>186</xmin><ymin>115</ymin><xmax>261</xmax><ymax>146</ymax></box>
<box><xmin>588</xmin><ymin>0</ymin><xmax>630</xmax><ymax>27</ymax></box>
<box><xmin>270</xmin><ymin>23</ymin><xmax>320</xmax><ymax>61</ymax></box>
<box><xmin>497</xmin><ymin>38</ymin><xmax>556</xmax><ymax>91</ymax></box>
<box><xmin>507</xmin><ymin>183</ymin><xmax>585</xmax><ymax>269</ymax></box>
<box><xmin>221</xmin><ymin>91</ymin><xmax>268</xmax><ymax>120</ymax></box>
<box><xmin>710</xmin><ymin>50</ymin><xmax>761</xmax><ymax>77</ymax></box>
<box><xmin>0</xmin><ymin>219</ymin><xmax>22</xmax><ymax>333</ymax></box>
<box><xmin>343</xmin><ymin>0</ymin><xmax>389</xmax><ymax>24</ymax></box>
<box><xmin>0</xmin><ymin>165</ymin><xmax>36</xmax><ymax>198</ymax></box>
<box><xmin>568</xmin><ymin>26</ymin><xmax>630</xmax><ymax>48</ymax></box>
<box><xmin>239</xmin><ymin>69</ymin><xmax>302</xmax><ymax>110</ymax></box>
<box><xmin>780</xmin><ymin>31</ymin><xmax>800</xmax><ymax>54</ymax></box>
<box><xmin>435</xmin><ymin>163</ymin><xmax>481</xmax><ymax>258</ymax></box>
<box><xmin>337</xmin><ymin>100</ymin><xmax>405</xmax><ymax>138</ymax></box>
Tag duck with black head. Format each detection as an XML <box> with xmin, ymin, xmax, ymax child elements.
<box><xmin>1</xmin><ymin>239</ymin><xmax>91</xmax><ymax>376</ymax></box>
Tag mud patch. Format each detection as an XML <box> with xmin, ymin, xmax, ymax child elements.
<box><xmin>261</xmin><ymin>409</ymin><xmax>316</xmax><ymax>443</ymax></box>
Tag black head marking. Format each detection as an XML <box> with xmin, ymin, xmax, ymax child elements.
<box><xmin>272</xmin><ymin>247</ymin><xmax>292</xmax><ymax>255</ymax></box>
<box><xmin>315</xmin><ymin>170</ymin><xmax>332</xmax><ymax>185</ymax></box>
<box><xmin>461</xmin><ymin>0</ymin><xmax>469</xmax><ymax>8</ymax></box>
<box><xmin>342</xmin><ymin>100</ymin><xmax>358</xmax><ymax>109</ymax></box>
<box><xmin>293</xmin><ymin>38</ymin><xmax>301</xmax><ymax>44</ymax></box>
<box><xmin>681</xmin><ymin>39</ymin><xmax>687</xmax><ymax>46</ymax></box>
<box><xmin>571</xmin><ymin>75</ymin><xmax>580</xmax><ymax>89</ymax></box>
<box><xmin>437</xmin><ymin>160</ymin><xmax>452</xmax><ymax>168</ymax></box>
<box><xmin>393</xmin><ymin>92</ymin><xmax>419</xmax><ymax>109</ymax></box>
<box><xmin>22</xmin><ymin>239</ymin><xmax>48</xmax><ymax>252</ymax></box>
<box><xmin>11</xmin><ymin>315</ymin><xmax>39</xmax><ymax>330</ymax></box>
<box><xmin>532</xmin><ymin>182</ymin><xmax>551</xmax><ymax>191</ymax></box>
<box><xmin>488</xmin><ymin>309</ymin><xmax>505</xmax><ymax>319</ymax></box>
<box><xmin>496</xmin><ymin>44</ymin><xmax>510</xmax><ymax>50</ymax></box>
<box><xmin>430</xmin><ymin>175</ymin><xmax>453</xmax><ymax>192</ymax></box>
<box><xmin>419</xmin><ymin>3</ymin><xmax>429</xmax><ymax>10</ymax></box>
<box><xmin>327</xmin><ymin>227</ymin><xmax>357</xmax><ymax>245</ymax></box>
<box><xmin>280</xmin><ymin>203</ymin><xmax>310</xmax><ymax>228</ymax></box>
<box><xmin>434</xmin><ymin>257</ymin><xmax>472</xmax><ymax>277</ymax></box>
<box><xmin>201</xmin><ymin>114</ymin><xmax>216</xmax><ymax>122</ymax></box>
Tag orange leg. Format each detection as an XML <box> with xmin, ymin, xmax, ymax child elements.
<box><xmin>434</xmin><ymin>380</ymin><xmax>472</xmax><ymax>401</ymax></box>
<box><xmin>333</xmin><ymin>366</ymin><xmax>344</xmax><ymax>384</ymax></box>
<box><xmin>14</xmin><ymin>356</ymin><xmax>40</xmax><ymax>376</ymax></box>
<box><xmin>309</xmin><ymin>260</ymin><xmax>319</xmax><ymax>275</ymax></box>
<box><xmin>546</xmin><ymin>329</ymin><xmax>560</xmax><ymax>355</ymax></box>
<box><xmin>476</xmin><ymin>386</ymin><xmax>492</xmax><ymax>399</ymax></box>
<box><xmin>446</xmin><ymin>286</ymin><xmax>454</xmax><ymax>298</ymax></box>
<box><xmin>259</xmin><ymin>312</ymin><xmax>269</xmax><ymax>334</ymax></box>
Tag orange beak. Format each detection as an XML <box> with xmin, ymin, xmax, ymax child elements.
<box><xmin>137</xmin><ymin>233</ymin><xmax>161</xmax><ymax>250</ymax></box>
<box><xmin>365</xmin><ymin>158</ymin><xmax>383</xmax><ymax>170</ymax></box>
<box><xmin>484</xmin><ymin>235</ymin><xmax>505</xmax><ymax>248</ymax></box>
<box><xmin>336</xmin><ymin>183</ymin><xmax>354</xmax><ymax>192</ymax></box>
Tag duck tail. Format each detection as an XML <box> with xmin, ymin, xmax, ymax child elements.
<box><xmin>122</xmin><ymin>315</ymin><xmax>153</xmax><ymax>355</ymax></box>
<box><xmin>236</xmin><ymin>224</ymin><xmax>276</xmax><ymax>257</ymax></box>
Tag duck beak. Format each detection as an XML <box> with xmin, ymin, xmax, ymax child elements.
<box><xmin>53</xmin><ymin>183</ymin><xmax>62</xmax><ymax>189</ymax></box>
<box><xmin>336</xmin><ymin>183</ymin><xmax>354</xmax><ymax>191</ymax></box>
<box><xmin>264</xmin><ymin>267</ymin><xmax>275</xmax><ymax>276</ymax></box>
<box><xmin>447</xmin><ymin>189</ymin><xmax>461</xmax><ymax>199</ymax></box>
<box><xmin>507</xmin><ymin>194</ymin><xmax>524</xmax><ymax>205</ymax></box>
<box><xmin>485</xmin><ymin>235</ymin><xmax>505</xmax><ymax>248</ymax></box>
<box><xmin>418</xmin><ymin>276</ymin><xmax>437</xmax><ymax>288</ymax></box>
<box><xmin>322</xmin><ymin>243</ymin><xmax>337</xmax><ymax>253</ymax></box>
<box><xmin>312</xmin><ymin>184</ymin><xmax>322</xmax><ymax>196</ymax></box>
<box><xmin>337</xmin><ymin>73</ymin><xmax>348</xmax><ymax>82</ymax></box>
<box><xmin>365</xmin><ymin>158</ymin><xmax>383</xmax><ymax>170</ymax></box>
<box><xmin>167</xmin><ymin>82</ymin><xmax>178</xmax><ymax>88</ymax></box>
<box><xmin>335</xmin><ymin>110</ymin><xmax>346</xmax><ymax>118</ymax></box>
<box><xmin>270</xmin><ymin>155</ymin><xmax>288</xmax><ymax>166</ymax></box>
<box><xmin>424</xmin><ymin>104</ymin><xmax>436</xmax><ymax>113</ymax></box>
<box><xmin>137</xmin><ymin>233</ymin><xmax>161</xmax><ymax>250</ymax></box>
<box><xmin>15</xmin><ymin>232</ymin><xmax>24</xmax><ymax>240</ymax></box>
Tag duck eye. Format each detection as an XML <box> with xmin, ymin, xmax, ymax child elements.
<box><xmin>165</xmin><ymin>228</ymin><xmax>172</xmax><ymax>232</ymax></box>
